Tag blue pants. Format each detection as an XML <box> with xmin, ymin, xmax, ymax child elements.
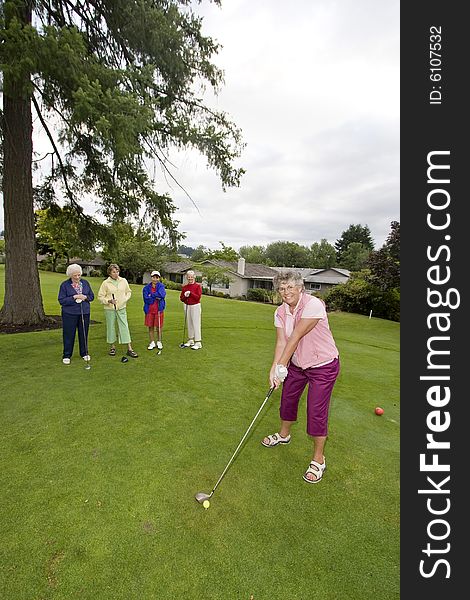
<box><xmin>62</xmin><ymin>312</ymin><xmax>90</xmax><ymax>359</ymax></box>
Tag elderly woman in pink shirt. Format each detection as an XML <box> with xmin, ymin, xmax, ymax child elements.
<box><xmin>261</xmin><ymin>270</ymin><xmax>340</xmax><ymax>484</ymax></box>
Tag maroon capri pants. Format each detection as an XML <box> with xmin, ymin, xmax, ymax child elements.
<box><xmin>280</xmin><ymin>358</ymin><xmax>340</xmax><ymax>437</ymax></box>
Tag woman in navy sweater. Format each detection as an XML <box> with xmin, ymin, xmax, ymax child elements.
<box><xmin>58</xmin><ymin>263</ymin><xmax>94</xmax><ymax>364</ymax></box>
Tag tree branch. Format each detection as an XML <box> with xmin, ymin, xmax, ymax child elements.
<box><xmin>31</xmin><ymin>93</ymin><xmax>79</xmax><ymax>209</ymax></box>
<box><xmin>143</xmin><ymin>138</ymin><xmax>202</xmax><ymax>217</ymax></box>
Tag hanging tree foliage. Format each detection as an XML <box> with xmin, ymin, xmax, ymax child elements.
<box><xmin>0</xmin><ymin>0</ymin><xmax>244</xmax><ymax>324</ymax></box>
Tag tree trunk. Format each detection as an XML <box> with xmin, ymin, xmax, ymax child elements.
<box><xmin>0</xmin><ymin>3</ymin><xmax>46</xmax><ymax>325</ymax></box>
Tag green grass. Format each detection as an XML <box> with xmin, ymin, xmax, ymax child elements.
<box><xmin>0</xmin><ymin>265</ymin><xmax>399</xmax><ymax>599</ymax></box>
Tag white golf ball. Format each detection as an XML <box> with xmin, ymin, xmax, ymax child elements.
<box><xmin>203</xmin><ymin>500</ymin><xmax>210</xmax><ymax>509</ymax></box>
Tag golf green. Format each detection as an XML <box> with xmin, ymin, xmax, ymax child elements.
<box><xmin>0</xmin><ymin>266</ymin><xmax>399</xmax><ymax>599</ymax></box>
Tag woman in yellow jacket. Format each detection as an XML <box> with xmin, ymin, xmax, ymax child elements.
<box><xmin>98</xmin><ymin>264</ymin><xmax>138</xmax><ymax>358</ymax></box>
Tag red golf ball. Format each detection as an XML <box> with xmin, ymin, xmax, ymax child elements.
<box><xmin>375</xmin><ymin>407</ymin><xmax>384</xmax><ymax>415</ymax></box>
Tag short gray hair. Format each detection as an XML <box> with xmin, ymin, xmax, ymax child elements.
<box><xmin>186</xmin><ymin>270</ymin><xmax>195</xmax><ymax>277</ymax></box>
<box><xmin>66</xmin><ymin>263</ymin><xmax>82</xmax><ymax>277</ymax></box>
<box><xmin>273</xmin><ymin>270</ymin><xmax>304</xmax><ymax>291</ymax></box>
<box><xmin>107</xmin><ymin>263</ymin><xmax>120</xmax><ymax>275</ymax></box>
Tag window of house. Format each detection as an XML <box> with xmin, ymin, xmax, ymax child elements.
<box><xmin>309</xmin><ymin>283</ymin><xmax>321</xmax><ymax>290</ymax></box>
<box><xmin>251</xmin><ymin>280</ymin><xmax>272</xmax><ymax>289</ymax></box>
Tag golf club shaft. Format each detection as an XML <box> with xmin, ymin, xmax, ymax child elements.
<box><xmin>209</xmin><ymin>387</ymin><xmax>275</xmax><ymax>495</ymax></box>
<box><xmin>157</xmin><ymin>309</ymin><xmax>162</xmax><ymax>354</ymax></box>
<box><xmin>182</xmin><ymin>304</ymin><xmax>187</xmax><ymax>345</ymax></box>
<box><xmin>112</xmin><ymin>293</ymin><xmax>121</xmax><ymax>344</ymax></box>
<box><xmin>158</xmin><ymin>308</ymin><xmax>161</xmax><ymax>344</ymax></box>
<box><xmin>79</xmin><ymin>302</ymin><xmax>89</xmax><ymax>361</ymax></box>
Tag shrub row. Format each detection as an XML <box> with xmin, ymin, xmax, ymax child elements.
<box><xmin>324</xmin><ymin>280</ymin><xmax>400</xmax><ymax>322</ymax></box>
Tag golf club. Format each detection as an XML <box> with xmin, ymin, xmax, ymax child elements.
<box><xmin>112</xmin><ymin>293</ymin><xmax>121</xmax><ymax>342</ymax></box>
<box><xmin>112</xmin><ymin>293</ymin><xmax>124</xmax><ymax>360</ymax></box>
<box><xmin>179</xmin><ymin>304</ymin><xmax>188</xmax><ymax>348</ymax></box>
<box><xmin>79</xmin><ymin>301</ymin><xmax>91</xmax><ymax>370</ymax></box>
<box><xmin>195</xmin><ymin>386</ymin><xmax>275</xmax><ymax>504</ymax></box>
<box><xmin>155</xmin><ymin>309</ymin><xmax>162</xmax><ymax>356</ymax></box>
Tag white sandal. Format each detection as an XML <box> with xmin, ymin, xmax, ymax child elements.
<box><xmin>261</xmin><ymin>432</ymin><xmax>291</xmax><ymax>447</ymax></box>
<box><xmin>303</xmin><ymin>459</ymin><xmax>326</xmax><ymax>484</ymax></box>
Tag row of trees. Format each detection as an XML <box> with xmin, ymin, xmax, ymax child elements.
<box><xmin>238</xmin><ymin>221</ymin><xmax>400</xmax><ymax>320</ymax></box>
<box><xmin>26</xmin><ymin>197</ymin><xmax>400</xmax><ymax>319</ymax></box>
<box><xmin>34</xmin><ymin>206</ymin><xmax>236</xmax><ymax>293</ymax></box>
<box><xmin>324</xmin><ymin>221</ymin><xmax>400</xmax><ymax>321</ymax></box>
<box><xmin>180</xmin><ymin>223</ymin><xmax>375</xmax><ymax>271</ymax></box>
<box><xmin>34</xmin><ymin>210</ymin><xmax>399</xmax><ymax>305</ymax></box>
<box><xmin>34</xmin><ymin>210</ymin><xmax>381</xmax><ymax>278</ymax></box>
<box><xmin>35</xmin><ymin>208</ymin><xmax>183</xmax><ymax>280</ymax></box>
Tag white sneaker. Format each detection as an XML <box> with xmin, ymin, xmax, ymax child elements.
<box><xmin>183</xmin><ymin>339</ymin><xmax>195</xmax><ymax>347</ymax></box>
<box><xmin>191</xmin><ymin>342</ymin><xmax>202</xmax><ymax>350</ymax></box>
<box><xmin>62</xmin><ymin>358</ymin><xmax>71</xmax><ymax>365</ymax></box>
<box><xmin>83</xmin><ymin>355</ymin><xmax>91</xmax><ymax>362</ymax></box>
<box><xmin>156</xmin><ymin>341</ymin><xmax>163</xmax><ymax>349</ymax></box>
<box><xmin>147</xmin><ymin>341</ymin><xmax>156</xmax><ymax>350</ymax></box>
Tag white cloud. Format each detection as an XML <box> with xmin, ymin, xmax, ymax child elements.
<box><xmin>161</xmin><ymin>0</ymin><xmax>400</xmax><ymax>250</ymax></box>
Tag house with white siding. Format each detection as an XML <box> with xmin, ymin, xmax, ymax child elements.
<box><xmin>154</xmin><ymin>260</ymin><xmax>350</xmax><ymax>298</ymax></box>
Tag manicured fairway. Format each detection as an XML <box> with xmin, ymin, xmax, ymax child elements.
<box><xmin>0</xmin><ymin>266</ymin><xmax>399</xmax><ymax>599</ymax></box>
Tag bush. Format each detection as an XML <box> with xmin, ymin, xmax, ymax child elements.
<box><xmin>247</xmin><ymin>288</ymin><xmax>275</xmax><ymax>303</ymax></box>
<box><xmin>55</xmin><ymin>264</ymin><xmax>67</xmax><ymax>273</ymax></box>
<box><xmin>324</xmin><ymin>281</ymin><xmax>400</xmax><ymax>322</ymax></box>
<box><xmin>38</xmin><ymin>262</ymin><xmax>53</xmax><ymax>271</ymax></box>
<box><xmin>162</xmin><ymin>279</ymin><xmax>182</xmax><ymax>291</ymax></box>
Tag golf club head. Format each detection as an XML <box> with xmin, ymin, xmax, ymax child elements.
<box><xmin>121</xmin><ymin>356</ymin><xmax>129</xmax><ymax>363</ymax></box>
<box><xmin>195</xmin><ymin>491</ymin><xmax>212</xmax><ymax>504</ymax></box>
<box><xmin>85</xmin><ymin>363</ymin><xmax>91</xmax><ymax>370</ymax></box>
<box><xmin>157</xmin><ymin>350</ymin><xmax>162</xmax><ymax>355</ymax></box>
<box><xmin>179</xmin><ymin>343</ymin><xmax>186</xmax><ymax>348</ymax></box>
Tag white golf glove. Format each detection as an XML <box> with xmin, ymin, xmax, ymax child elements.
<box><xmin>274</xmin><ymin>364</ymin><xmax>288</xmax><ymax>382</ymax></box>
<box><xmin>184</xmin><ymin>291</ymin><xmax>190</xmax><ymax>297</ymax></box>
<box><xmin>75</xmin><ymin>298</ymin><xmax>83</xmax><ymax>303</ymax></box>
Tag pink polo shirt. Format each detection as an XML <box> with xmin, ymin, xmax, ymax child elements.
<box><xmin>274</xmin><ymin>293</ymin><xmax>339</xmax><ymax>369</ymax></box>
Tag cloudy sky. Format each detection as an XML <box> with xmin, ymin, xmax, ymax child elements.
<box><xmin>161</xmin><ymin>0</ymin><xmax>400</xmax><ymax>251</ymax></box>
<box><xmin>1</xmin><ymin>0</ymin><xmax>399</xmax><ymax>252</ymax></box>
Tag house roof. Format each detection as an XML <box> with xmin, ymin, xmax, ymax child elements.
<box><xmin>162</xmin><ymin>261</ymin><xmax>194</xmax><ymax>274</ymax></box>
<box><xmin>202</xmin><ymin>259</ymin><xmax>277</xmax><ymax>279</ymax></box>
<box><xmin>327</xmin><ymin>267</ymin><xmax>350</xmax><ymax>277</ymax></box>
<box><xmin>270</xmin><ymin>267</ymin><xmax>317</xmax><ymax>278</ymax></box>
<box><xmin>271</xmin><ymin>266</ymin><xmax>350</xmax><ymax>278</ymax></box>
<box><xmin>161</xmin><ymin>260</ymin><xmax>350</xmax><ymax>284</ymax></box>
<box><xmin>69</xmin><ymin>256</ymin><xmax>106</xmax><ymax>267</ymax></box>
<box><xmin>304</xmin><ymin>268</ymin><xmax>350</xmax><ymax>284</ymax></box>
<box><xmin>305</xmin><ymin>275</ymin><xmax>350</xmax><ymax>285</ymax></box>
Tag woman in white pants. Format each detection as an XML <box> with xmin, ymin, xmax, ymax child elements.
<box><xmin>179</xmin><ymin>270</ymin><xmax>202</xmax><ymax>350</ymax></box>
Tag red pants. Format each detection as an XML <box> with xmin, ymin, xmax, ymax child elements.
<box><xmin>280</xmin><ymin>358</ymin><xmax>340</xmax><ymax>437</ymax></box>
<box><xmin>145</xmin><ymin>311</ymin><xmax>164</xmax><ymax>328</ymax></box>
